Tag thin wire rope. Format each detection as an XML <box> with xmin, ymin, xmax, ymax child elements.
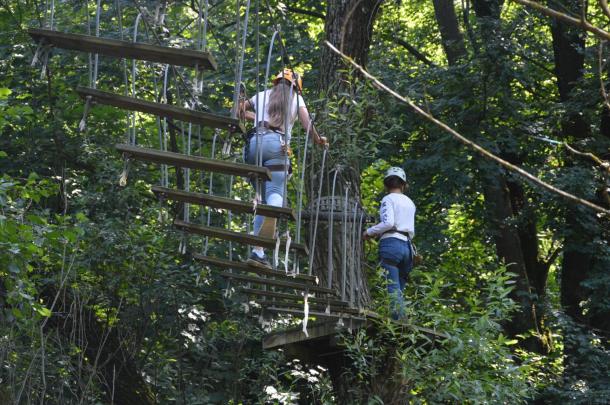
<box><xmin>161</xmin><ymin>65</ymin><xmax>170</xmax><ymax>187</ymax></box>
<box><xmin>295</xmin><ymin>122</ymin><xmax>312</xmax><ymax>251</ymax></box>
<box><xmin>349</xmin><ymin>198</ymin><xmax>359</xmax><ymax>306</ymax></box>
<box><xmin>92</xmin><ymin>0</ymin><xmax>102</xmax><ymax>89</ymax></box>
<box><xmin>130</xmin><ymin>13</ymin><xmax>144</xmax><ymax>145</ymax></box>
<box><xmin>233</xmin><ymin>0</ymin><xmax>251</xmax><ymax>118</ymax></box>
<box><xmin>131</xmin><ymin>0</ymin><xmax>199</xmax><ymax>107</ymax></box>
<box><xmin>356</xmin><ymin>209</ymin><xmax>365</xmax><ymax>307</ymax></box>
<box><xmin>115</xmin><ymin>0</ymin><xmax>131</xmax><ymax>146</ymax></box>
<box><xmin>203</xmin><ymin>132</ymin><xmax>219</xmax><ymax>255</ymax></box>
<box><xmin>307</xmin><ymin>148</ymin><xmax>327</xmax><ymax>275</ymax></box>
<box><xmin>257</xmin><ymin>30</ymin><xmax>279</xmax><ymax>167</ymax></box>
<box><xmin>48</xmin><ymin>0</ymin><xmax>55</xmax><ymax>29</ymax></box>
<box><xmin>341</xmin><ymin>185</ymin><xmax>349</xmax><ymax>301</ymax></box>
<box><xmin>327</xmin><ymin>169</ymin><xmax>340</xmax><ymax>289</ymax></box>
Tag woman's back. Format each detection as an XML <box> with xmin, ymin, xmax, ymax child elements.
<box><xmin>249</xmin><ymin>87</ymin><xmax>305</xmax><ymax>136</ymax></box>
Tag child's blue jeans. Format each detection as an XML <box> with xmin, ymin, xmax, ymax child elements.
<box><xmin>379</xmin><ymin>237</ymin><xmax>413</xmax><ymax>320</ymax></box>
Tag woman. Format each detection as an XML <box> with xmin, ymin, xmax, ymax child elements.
<box><xmin>363</xmin><ymin>167</ymin><xmax>416</xmax><ymax>320</ymax></box>
<box><xmin>240</xmin><ymin>68</ymin><xmax>328</xmax><ymax>269</ymax></box>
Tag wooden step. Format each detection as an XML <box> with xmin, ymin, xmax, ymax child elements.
<box><xmin>220</xmin><ymin>272</ymin><xmax>335</xmax><ymax>295</ymax></box>
<box><xmin>193</xmin><ymin>254</ymin><xmax>317</xmax><ymax>283</ymax></box>
<box><xmin>240</xmin><ymin>288</ymin><xmax>350</xmax><ymax>307</ymax></box>
<box><xmin>174</xmin><ymin>220</ymin><xmax>308</xmax><ymax>255</ymax></box>
<box><xmin>258</xmin><ymin>300</ymin><xmax>361</xmax><ymax>315</ymax></box>
<box><xmin>152</xmin><ymin>186</ymin><xmax>295</xmax><ymax>220</ymax></box>
<box><xmin>29</xmin><ymin>28</ymin><xmax>217</xmax><ymax>70</ymax></box>
<box><xmin>265</xmin><ymin>307</ymin><xmax>365</xmax><ymax>321</ymax></box>
<box><xmin>77</xmin><ymin>87</ymin><xmax>245</xmax><ymax>133</ymax></box>
<box><xmin>116</xmin><ymin>144</ymin><xmax>270</xmax><ymax>180</ymax></box>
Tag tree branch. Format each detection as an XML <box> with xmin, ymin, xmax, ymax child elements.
<box><xmin>385</xmin><ymin>35</ymin><xmax>437</xmax><ymax>67</ymax></box>
<box><xmin>286</xmin><ymin>6</ymin><xmax>325</xmax><ymax>19</ymax></box>
<box><xmin>513</xmin><ymin>0</ymin><xmax>610</xmax><ymax>41</ymax></box>
<box><xmin>325</xmin><ymin>40</ymin><xmax>610</xmax><ymax>216</ymax></box>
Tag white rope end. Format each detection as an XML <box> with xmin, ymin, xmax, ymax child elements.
<box><xmin>118</xmin><ymin>165</ymin><xmax>129</xmax><ymax>187</ymax></box>
<box><xmin>284</xmin><ymin>231</ymin><xmax>291</xmax><ymax>274</ymax></box>
<box><xmin>302</xmin><ymin>293</ymin><xmax>309</xmax><ymax>337</ymax></box>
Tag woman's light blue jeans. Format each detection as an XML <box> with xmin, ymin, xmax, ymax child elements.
<box><xmin>379</xmin><ymin>237</ymin><xmax>413</xmax><ymax>320</ymax></box>
<box><xmin>245</xmin><ymin>131</ymin><xmax>288</xmax><ymax>236</ymax></box>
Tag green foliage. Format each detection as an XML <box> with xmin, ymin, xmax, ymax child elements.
<box><xmin>1</xmin><ymin>0</ymin><xmax>610</xmax><ymax>402</ymax></box>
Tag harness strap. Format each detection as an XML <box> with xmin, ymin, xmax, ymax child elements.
<box><xmin>382</xmin><ymin>229</ymin><xmax>412</xmax><ymax>239</ymax></box>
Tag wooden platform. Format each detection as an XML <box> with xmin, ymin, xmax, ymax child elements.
<box><xmin>262</xmin><ymin>312</ymin><xmax>449</xmax><ymax>350</ymax></box>
<box><xmin>77</xmin><ymin>87</ymin><xmax>245</xmax><ymax>133</ymax></box>
<box><xmin>220</xmin><ymin>272</ymin><xmax>335</xmax><ymax>295</ymax></box>
<box><xmin>116</xmin><ymin>144</ymin><xmax>270</xmax><ymax>180</ymax></box>
<box><xmin>193</xmin><ymin>254</ymin><xmax>317</xmax><ymax>283</ymax></box>
<box><xmin>174</xmin><ymin>220</ymin><xmax>309</xmax><ymax>255</ymax></box>
<box><xmin>240</xmin><ymin>288</ymin><xmax>350</xmax><ymax>307</ymax></box>
<box><xmin>29</xmin><ymin>28</ymin><xmax>217</xmax><ymax>70</ymax></box>
<box><xmin>263</xmin><ymin>320</ymin><xmax>366</xmax><ymax>350</ymax></box>
<box><xmin>152</xmin><ymin>186</ymin><xmax>295</xmax><ymax>220</ymax></box>
<box><xmin>265</xmin><ymin>306</ymin><xmax>365</xmax><ymax>320</ymax></box>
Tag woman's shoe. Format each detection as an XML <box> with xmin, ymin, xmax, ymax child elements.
<box><xmin>246</xmin><ymin>252</ymin><xmax>272</xmax><ymax>269</ymax></box>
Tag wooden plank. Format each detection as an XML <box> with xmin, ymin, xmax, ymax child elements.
<box><xmin>152</xmin><ymin>186</ymin><xmax>295</xmax><ymax>220</ymax></box>
<box><xmin>262</xmin><ymin>321</ymin><xmax>362</xmax><ymax>349</ymax></box>
<box><xmin>29</xmin><ymin>28</ymin><xmax>217</xmax><ymax>70</ymax></box>
<box><xmin>258</xmin><ymin>300</ymin><xmax>361</xmax><ymax>315</ymax></box>
<box><xmin>193</xmin><ymin>254</ymin><xmax>317</xmax><ymax>283</ymax></box>
<box><xmin>116</xmin><ymin>144</ymin><xmax>270</xmax><ymax>180</ymax></box>
<box><xmin>265</xmin><ymin>307</ymin><xmax>365</xmax><ymax>321</ymax></box>
<box><xmin>77</xmin><ymin>87</ymin><xmax>245</xmax><ymax>133</ymax></box>
<box><xmin>220</xmin><ymin>272</ymin><xmax>336</xmax><ymax>295</ymax></box>
<box><xmin>174</xmin><ymin>220</ymin><xmax>309</xmax><ymax>255</ymax></box>
<box><xmin>239</xmin><ymin>288</ymin><xmax>350</xmax><ymax>307</ymax></box>
<box><xmin>258</xmin><ymin>217</ymin><xmax>277</xmax><ymax>238</ymax></box>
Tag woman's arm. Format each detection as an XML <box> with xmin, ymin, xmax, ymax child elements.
<box><xmin>298</xmin><ymin>106</ymin><xmax>328</xmax><ymax>147</ymax></box>
<box><xmin>239</xmin><ymin>99</ymin><xmax>256</xmax><ymax>121</ymax></box>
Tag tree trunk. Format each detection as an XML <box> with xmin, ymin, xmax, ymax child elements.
<box><xmin>318</xmin><ymin>0</ymin><xmax>381</xmax><ymax>90</ymax></box>
<box><xmin>548</xmin><ymin>0</ymin><xmax>592</xmax><ymax>323</ymax></box>
<box><xmin>432</xmin><ymin>0</ymin><xmax>467</xmax><ymax>65</ymax></box>
<box><xmin>470</xmin><ymin>0</ymin><xmax>548</xmax><ymax>352</ymax></box>
<box><xmin>481</xmin><ymin>170</ymin><xmax>544</xmax><ymax>352</ymax></box>
<box><xmin>311</xmin><ymin>0</ymin><xmax>380</xmax><ymax>397</ymax></box>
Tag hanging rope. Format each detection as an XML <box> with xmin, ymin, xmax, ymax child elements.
<box><xmin>119</xmin><ymin>12</ymin><xmax>147</xmax><ymax>187</ymax></box>
<box><xmin>326</xmin><ymin>168</ymin><xmax>340</xmax><ymax>289</ymax></box>
<box><xmin>232</xmin><ymin>0</ymin><xmax>251</xmax><ymax>118</ymax></box>
<box><xmin>203</xmin><ymin>131</ymin><xmax>220</xmax><ymax>255</ymax></box>
<box><xmin>307</xmin><ymin>147</ymin><xmax>327</xmax><ymax>276</ymax></box>
<box><xmin>341</xmin><ymin>184</ymin><xmax>350</xmax><ymax>301</ymax></box>
<box><xmin>79</xmin><ymin>0</ymin><xmax>102</xmax><ymax>133</ymax></box>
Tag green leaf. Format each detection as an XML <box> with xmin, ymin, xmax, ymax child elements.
<box><xmin>0</xmin><ymin>88</ymin><xmax>11</xmax><ymax>99</ymax></box>
<box><xmin>37</xmin><ymin>306</ymin><xmax>52</xmax><ymax>317</ymax></box>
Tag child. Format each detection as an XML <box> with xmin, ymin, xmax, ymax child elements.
<box><xmin>363</xmin><ymin>167</ymin><xmax>416</xmax><ymax>320</ymax></box>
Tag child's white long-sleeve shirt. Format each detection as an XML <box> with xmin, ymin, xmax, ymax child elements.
<box><xmin>366</xmin><ymin>193</ymin><xmax>416</xmax><ymax>242</ymax></box>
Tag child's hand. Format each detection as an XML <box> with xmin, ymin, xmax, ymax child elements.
<box><xmin>362</xmin><ymin>231</ymin><xmax>371</xmax><ymax>241</ymax></box>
